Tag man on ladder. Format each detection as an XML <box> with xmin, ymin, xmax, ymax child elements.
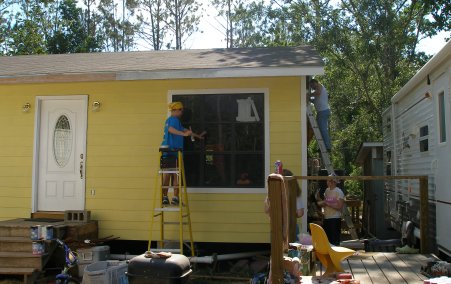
<box><xmin>161</xmin><ymin>102</ymin><xmax>204</xmax><ymax>205</ymax></box>
<box><xmin>150</xmin><ymin>101</ymin><xmax>205</xmax><ymax>255</ymax></box>
<box><xmin>310</xmin><ymin>78</ymin><xmax>331</xmax><ymax>153</ymax></box>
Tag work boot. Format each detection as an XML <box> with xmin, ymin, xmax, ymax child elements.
<box><xmin>171</xmin><ymin>196</ymin><xmax>179</xmax><ymax>206</ymax></box>
<box><xmin>162</xmin><ymin>196</ymin><xmax>169</xmax><ymax>205</ymax></box>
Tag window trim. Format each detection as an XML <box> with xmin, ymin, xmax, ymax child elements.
<box><xmin>168</xmin><ymin>88</ymin><xmax>270</xmax><ymax>194</ymax></box>
<box><xmin>437</xmin><ymin>90</ymin><xmax>447</xmax><ymax>144</ymax></box>
<box><xmin>418</xmin><ymin>124</ymin><xmax>429</xmax><ymax>153</ymax></box>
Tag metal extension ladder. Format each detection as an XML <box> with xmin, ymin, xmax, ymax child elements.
<box><xmin>306</xmin><ymin>103</ymin><xmax>358</xmax><ymax>239</ymax></box>
<box><xmin>306</xmin><ymin>103</ymin><xmax>334</xmax><ymax>175</ymax></box>
<box><xmin>148</xmin><ymin>148</ymin><xmax>195</xmax><ymax>256</ymax></box>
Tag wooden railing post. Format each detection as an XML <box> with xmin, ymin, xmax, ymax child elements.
<box><xmin>419</xmin><ymin>176</ymin><xmax>429</xmax><ymax>253</ymax></box>
<box><xmin>268</xmin><ymin>174</ymin><xmax>285</xmax><ymax>284</ymax></box>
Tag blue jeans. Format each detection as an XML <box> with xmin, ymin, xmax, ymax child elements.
<box><xmin>316</xmin><ymin>109</ymin><xmax>331</xmax><ymax>150</ymax></box>
<box><xmin>323</xmin><ymin>217</ymin><xmax>341</xmax><ymax>246</ymax></box>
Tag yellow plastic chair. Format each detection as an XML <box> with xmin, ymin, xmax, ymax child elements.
<box><xmin>309</xmin><ymin>223</ymin><xmax>355</xmax><ymax>275</ymax></box>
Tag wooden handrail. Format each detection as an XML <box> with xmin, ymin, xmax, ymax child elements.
<box><xmin>293</xmin><ymin>175</ymin><xmax>429</xmax><ymax>253</ymax></box>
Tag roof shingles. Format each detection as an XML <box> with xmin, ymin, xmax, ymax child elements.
<box><xmin>0</xmin><ymin>46</ymin><xmax>323</xmax><ymax>81</ymax></box>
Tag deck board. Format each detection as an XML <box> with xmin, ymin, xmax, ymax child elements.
<box><xmin>372</xmin><ymin>253</ymin><xmax>406</xmax><ymax>283</ymax></box>
<box><xmin>347</xmin><ymin>258</ymin><xmax>373</xmax><ymax>284</ymax></box>
<box><xmin>396</xmin><ymin>253</ymin><xmax>433</xmax><ymax>281</ymax></box>
<box><xmin>308</xmin><ymin>252</ymin><xmax>436</xmax><ymax>283</ymax></box>
<box><xmin>361</xmin><ymin>253</ymin><xmax>390</xmax><ymax>283</ymax></box>
<box><xmin>384</xmin><ymin>253</ymin><xmax>424</xmax><ymax>283</ymax></box>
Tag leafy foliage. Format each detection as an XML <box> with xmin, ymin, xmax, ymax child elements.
<box><xmin>47</xmin><ymin>0</ymin><xmax>102</xmax><ymax>53</ymax></box>
<box><xmin>164</xmin><ymin>0</ymin><xmax>202</xmax><ymax>49</ymax></box>
<box><xmin>222</xmin><ymin>0</ymin><xmax>447</xmax><ymax>174</ymax></box>
<box><xmin>7</xmin><ymin>1</ymin><xmax>51</xmax><ymax>55</ymax></box>
<box><xmin>137</xmin><ymin>0</ymin><xmax>168</xmax><ymax>50</ymax></box>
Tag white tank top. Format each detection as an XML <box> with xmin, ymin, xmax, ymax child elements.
<box><xmin>313</xmin><ymin>85</ymin><xmax>330</xmax><ymax>112</ymax></box>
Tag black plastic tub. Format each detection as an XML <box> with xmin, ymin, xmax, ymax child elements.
<box><xmin>126</xmin><ymin>253</ymin><xmax>192</xmax><ymax>284</ymax></box>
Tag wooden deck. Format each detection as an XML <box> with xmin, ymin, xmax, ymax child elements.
<box><xmin>301</xmin><ymin>252</ymin><xmax>434</xmax><ymax>284</ymax></box>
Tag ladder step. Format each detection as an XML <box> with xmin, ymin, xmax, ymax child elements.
<box><xmin>151</xmin><ymin>152</ymin><xmax>194</xmax><ymax>256</ymax></box>
<box><xmin>154</xmin><ymin>207</ymin><xmax>181</xmax><ymax>212</ymax></box>
<box><xmin>159</xmin><ymin>170</ymin><xmax>180</xmax><ymax>174</ymax></box>
<box><xmin>149</xmin><ymin>248</ymin><xmax>181</xmax><ymax>253</ymax></box>
<box><xmin>163</xmin><ymin>221</ymin><xmax>189</xmax><ymax>225</ymax></box>
<box><xmin>306</xmin><ymin>102</ymin><xmax>334</xmax><ymax>175</ymax></box>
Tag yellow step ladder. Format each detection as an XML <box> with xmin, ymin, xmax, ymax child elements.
<box><xmin>148</xmin><ymin>148</ymin><xmax>195</xmax><ymax>256</ymax></box>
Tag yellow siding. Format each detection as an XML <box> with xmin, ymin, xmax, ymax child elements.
<box><xmin>0</xmin><ymin>76</ymin><xmax>305</xmax><ymax>243</ymax></box>
<box><xmin>0</xmin><ymin>92</ymin><xmax>35</xmax><ymax>220</ymax></box>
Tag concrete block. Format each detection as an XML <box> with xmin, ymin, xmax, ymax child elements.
<box><xmin>64</xmin><ymin>210</ymin><xmax>91</xmax><ymax>223</ymax></box>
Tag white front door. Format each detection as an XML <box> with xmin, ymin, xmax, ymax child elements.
<box><xmin>35</xmin><ymin>96</ymin><xmax>87</xmax><ymax>211</ymax></box>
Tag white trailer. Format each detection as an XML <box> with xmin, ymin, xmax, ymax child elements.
<box><xmin>383</xmin><ymin>40</ymin><xmax>451</xmax><ymax>256</ymax></box>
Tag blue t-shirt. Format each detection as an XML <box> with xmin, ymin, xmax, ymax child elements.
<box><xmin>161</xmin><ymin>116</ymin><xmax>184</xmax><ymax>151</ymax></box>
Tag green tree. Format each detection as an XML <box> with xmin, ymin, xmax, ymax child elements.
<box><xmin>0</xmin><ymin>1</ymin><xmax>15</xmax><ymax>54</ymax></box>
<box><xmin>137</xmin><ymin>0</ymin><xmax>168</xmax><ymax>50</ymax></box>
<box><xmin>47</xmin><ymin>0</ymin><xmax>101</xmax><ymax>53</ymax></box>
<box><xmin>231</xmin><ymin>0</ymin><xmax>269</xmax><ymax>47</ymax></box>
<box><xmin>211</xmin><ymin>0</ymin><xmax>246</xmax><ymax>48</ymax></box>
<box><xmin>164</xmin><ymin>0</ymin><xmax>202</xmax><ymax>49</ymax></box>
<box><xmin>82</xmin><ymin>0</ymin><xmax>104</xmax><ymax>51</ymax></box>
<box><xmin>423</xmin><ymin>0</ymin><xmax>450</xmax><ymax>36</ymax></box>
<box><xmin>8</xmin><ymin>0</ymin><xmax>52</xmax><ymax>55</ymax></box>
<box><xmin>315</xmin><ymin>0</ymin><xmax>434</xmax><ymax>171</ymax></box>
<box><xmin>97</xmin><ymin>0</ymin><xmax>140</xmax><ymax>51</ymax></box>
<box><xmin>230</xmin><ymin>0</ymin><xmax>447</xmax><ymax>173</ymax></box>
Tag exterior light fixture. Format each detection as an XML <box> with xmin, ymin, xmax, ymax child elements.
<box><xmin>23</xmin><ymin>103</ymin><xmax>31</xmax><ymax>112</ymax></box>
<box><xmin>92</xmin><ymin>101</ymin><xmax>101</xmax><ymax>112</ymax></box>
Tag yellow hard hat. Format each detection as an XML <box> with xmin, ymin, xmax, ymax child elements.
<box><xmin>168</xmin><ymin>102</ymin><xmax>183</xmax><ymax>110</ymax></box>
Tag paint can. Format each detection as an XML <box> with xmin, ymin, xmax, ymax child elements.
<box><xmin>40</xmin><ymin>225</ymin><xmax>47</xmax><ymax>240</ymax></box>
<box><xmin>274</xmin><ymin>160</ymin><xmax>283</xmax><ymax>174</ymax></box>
<box><xmin>30</xmin><ymin>225</ymin><xmax>39</xmax><ymax>240</ymax></box>
<box><xmin>32</xmin><ymin>241</ymin><xmax>44</xmax><ymax>255</ymax></box>
<box><xmin>30</xmin><ymin>225</ymin><xmax>41</xmax><ymax>240</ymax></box>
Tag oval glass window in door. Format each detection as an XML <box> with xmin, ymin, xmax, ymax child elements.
<box><xmin>53</xmin><ymin>115</ymin><xmax>73</xmax><ymax>167</ymax></box>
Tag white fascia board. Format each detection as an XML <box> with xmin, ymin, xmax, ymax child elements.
<box><xmin>116</xmin><ymin>66</ymin><xmax>324</xmax><ymax>81</ymax></box>
<box><xmin>392</xmin><ymin>40</ymin><xmax>451</xmax><ymax>103</ymax></box>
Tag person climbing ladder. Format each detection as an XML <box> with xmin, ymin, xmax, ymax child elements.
<box><xmin>160</xmin><ymin>102</ymin><xmax>205</xmax><ymax>205</ymax></box>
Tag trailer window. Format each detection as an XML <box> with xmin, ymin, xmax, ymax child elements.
<box><xmin>419</xmin><ymin>125</ymin><xmax>428</xmax><ymax>152</ymax></box>
<box><xmin>438</xmin><ymin>91</ymin><xmax>447</xmax><ymax>143</ymax></box>
<box><xmin>385</xmin><ymin>115</ymin><xmax>391</xmax><ymax>134</ymax></box>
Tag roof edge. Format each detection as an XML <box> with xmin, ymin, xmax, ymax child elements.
<box><xmin>0</xmin><ymin>66</ymin><xmax>325</xmax><ymax>85</ymax></box>
<box><xmin>355</xmin><ymin>142</ymin><xmax>384</xmax><ymax>164</ymax></box>
<box><xmin>117</xmin><ymin>66</ymin><xmax>325</xmax><ymax>81</ymax></box>
<box><xmin>391</xmin><ymin>40</ymin><xmax>451</xmax><ymax>103</ymax></box>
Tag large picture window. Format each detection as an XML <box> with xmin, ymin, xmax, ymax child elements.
<box><xmin>174</xmin><ymin>93</ymin><xmax>265</xmax><ymax>188</ymax></box>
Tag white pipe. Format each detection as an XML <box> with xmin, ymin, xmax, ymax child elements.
<box><xmin>110</xmin><ymin>250</ymin><xmax>269</xmax><ymax>264</ymax></box>
<box><xmin>189</xmin><ymin>255</ymin><xmax>216</xmax><ymax>264</ymax></box>
<box><xmin>216</xmin><ymin>251</ymin><xmax>269</xmax><ymax>261</ymax></box>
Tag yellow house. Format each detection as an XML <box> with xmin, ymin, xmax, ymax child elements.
<box><xmin>0</xmin><ymin>47</ymin><xmax>324</xmax><ymax>244</ymax></box>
